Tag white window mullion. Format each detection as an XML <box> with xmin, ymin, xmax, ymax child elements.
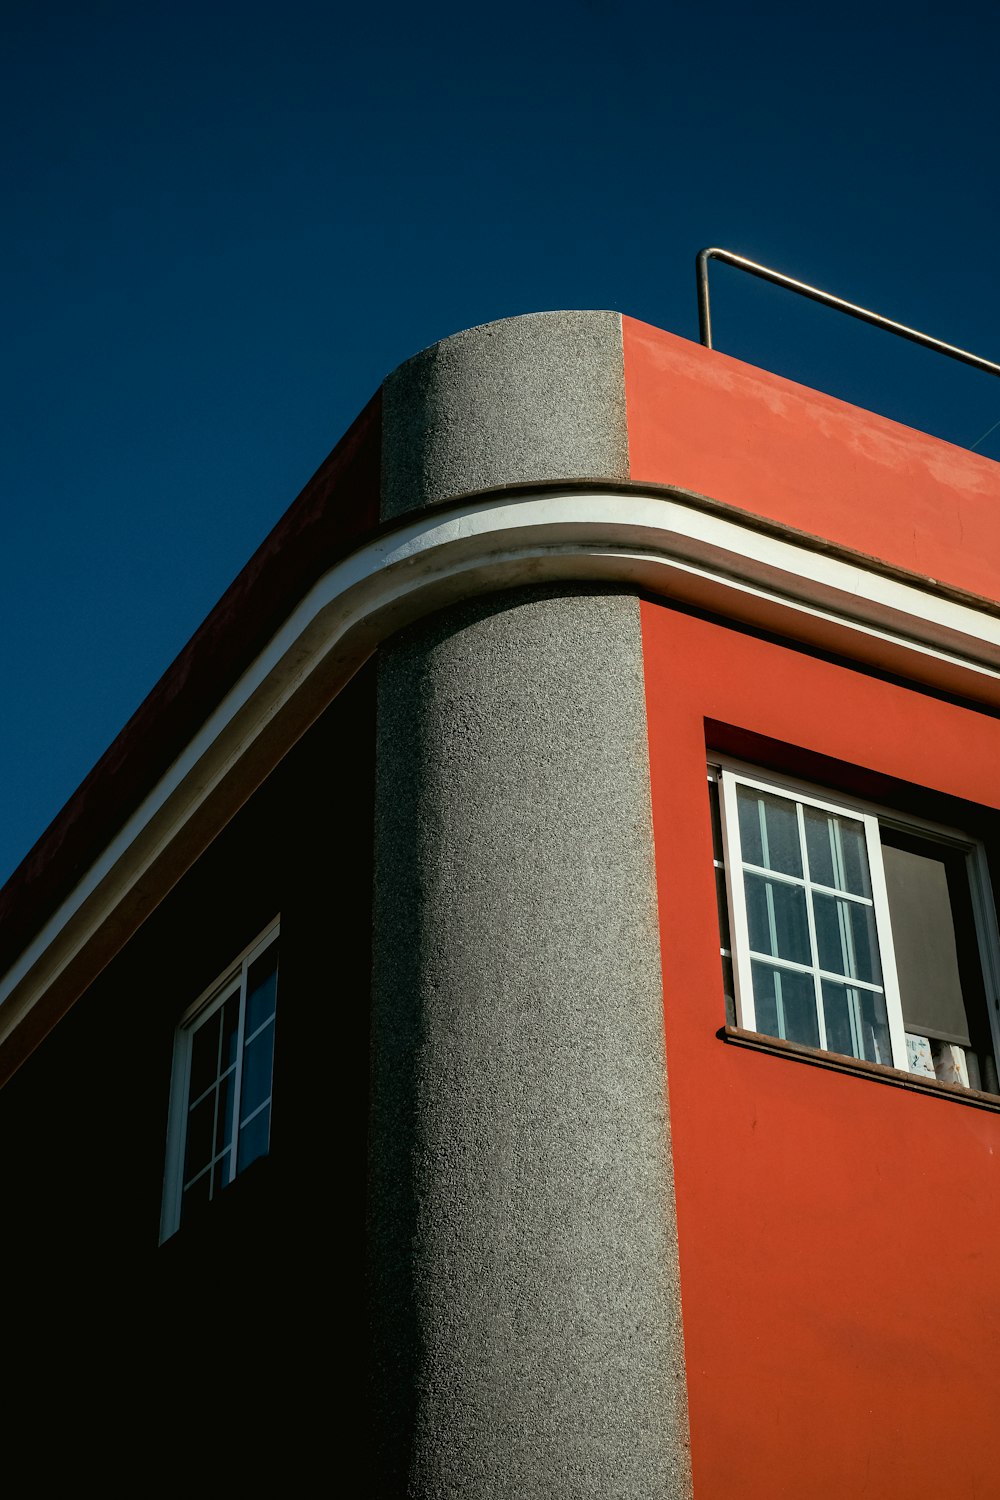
<box><xmin>797</xmin><ymin>801</ymin><xmax>828</xmax><ymax>1052</ymax></box>
<box><xmin>742</xmin><ymin>863</ymin><xmax>871</xmax><ymax>902</ymax></box>
<box><xmin>719</xmin><ymin>770</ymin><xmax>758</xmax><ymax>1033</ymax></box>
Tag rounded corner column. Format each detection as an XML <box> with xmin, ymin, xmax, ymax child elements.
<box><xmin>368</xmin><ymin>584</ymin><xmax>691</xmax><ymax>1498</ymax></box>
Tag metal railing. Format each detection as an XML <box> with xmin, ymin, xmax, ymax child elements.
<box><xmin>696</xmin><ymin>248</ymin><xmax>1000</xmax><ymax>384</ymax></box>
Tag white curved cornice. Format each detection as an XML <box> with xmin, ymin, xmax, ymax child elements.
<box><xmin>4</xmin><ymin>485</ymin><xmax>1000</xmax><ymax>1057</ymax></box>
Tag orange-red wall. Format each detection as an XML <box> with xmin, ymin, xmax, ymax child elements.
<box><xmin>641</xmin><ymin>600</ymin><xmax>1000</xmax><ymax>1499</ymax></box>
<box><xmin>623</xmin><ymin>316</ymin><xmax>1000</xmax><ymax>603</ymax></box>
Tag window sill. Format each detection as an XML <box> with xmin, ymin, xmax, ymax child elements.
<box><xmin>722</xmin><ymin>1025</ymin><xmax>1000</xmax><ymax>1115</ymax></box>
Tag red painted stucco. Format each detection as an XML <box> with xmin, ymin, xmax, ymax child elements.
<box><xmin>623</xmin><ymin>316</ymin><xmax>1000</xmax><ymax>604</ymax></box>
<box><xmin>641</xmin><ymin>599</ymin><xmax>1000</xmax><ymax>1500</ymax></box>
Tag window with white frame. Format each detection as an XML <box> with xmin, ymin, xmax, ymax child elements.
<box><xmin>161</xmin><ymin>923</ymin><xmax>279</xmax><ymax>1240</ymax></box>
<box><xmin>710</xmin><ymin>764</ymin><xmax>1000</xmax><ymax>1094</ymax></box>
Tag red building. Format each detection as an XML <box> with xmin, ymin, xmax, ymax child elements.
<box><xmin>1</xmin><ymin>310</ymin><xmax>998</xmax><ymax>1496</ymax></box>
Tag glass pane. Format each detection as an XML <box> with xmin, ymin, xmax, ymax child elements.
<box><xmin>745</xmin><ymin>873</ymin><xmax>811</xmax><ymax>965</ymax></box>
<box><xmin>240</xmin><ymin>1025</ymin><xmax>274</xmax><ymax>1121</ymax></box>
<box><xmin>823</xmin><ymin>980</ymin><xmax>892</xmax><ymax>1065</ymax></box>
<box><xmin>708</xmin><ymin>777</ymin><xmax>724</xmax><ymax>862</ymax></box>
<box><xmin>237</xmin><ymin>1103</ymin><xmax>271</xmax><ymax>1174</ymax></box>
<box><xmin>246</xmin><ymin>945</ymin><xmax>279</xmax><ymax>1034</ymax></box>
<box><xmin>813</xmin><ymin>893</ymin><xmax>881</xmax><ymax>985</ymax></box>
<box><xmin>184</xmin><ymin>1093</ymin><xmax>215</xmax><ymax>1180</ymax></box>
<box><xmin>881</xmin><ymin>835</ymin><xmax>972</xmax><ymax>1046</ymax></box>
<box><xmin>858</xmin><ymin>988</ymin><xmax>893</xmax><ymax>1068</ymax></box>
<box><xmin>803</xmin><ymin>808</ymin><xmax>871</xmax><ymax>896</ymax></box>
<box><xmin>715</xmin><ymin>866</ymin><xmax>732</xmax><ymax>950</ymax></box>
<box><xmin>221</xmin><ymin>994</ymin><xmax>240</xmax><ymax>1071</ymax></box>
<box><xmin>737</xmin><ymin>787</ymin><xmax>802</xmax><ymax>876</ymax></box>
<box><xmin>215</xmin><ymin>1070</ymin><xmax>235</xmax><ymax>1153</ymax></box>
<box><xmin>751</xmin><ymin>961</ymin><xmax>819</xmax><ymax>1048</ymax></box>
<box><xmin>721</xmin><ymin>954</ymin><xmax>736</xmax><ymax>1026</ymax></box>
<box><xmin>188</xmin><ymin>1010</ymin><xmax>221</xmax><ymax>1102</ymax></box>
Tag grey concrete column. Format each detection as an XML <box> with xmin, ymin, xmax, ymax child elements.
<box><xmin>380</xmin><ymin>310</ymin><xmax>629</xmax><ymax>521</ymax></box>
<box><xmin>369</xmin><ymin>586</ymin><xmax>691</xmax><ymax>1499</ymax></box>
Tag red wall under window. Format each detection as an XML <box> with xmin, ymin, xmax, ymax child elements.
<box><xmin>641</xmin><ymin>600</ymin><xmax>1000</xmax><ymax>1500</ymax></box>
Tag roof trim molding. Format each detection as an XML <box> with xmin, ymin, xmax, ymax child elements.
<box><xmin>3</xmin><ymin>484</ymin><xmax>1000</xmax><ymax>1072</ymax></box>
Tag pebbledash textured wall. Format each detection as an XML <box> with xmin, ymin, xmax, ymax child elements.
<box><xmin>369</xmin><ymin>314</ymin><xmax>691</xmax><ymax>1497</ymax></box>
<box><xmin>380</xmin><ymin>310</ymin><xmax>629</xmax><ymax>520</ymax></box>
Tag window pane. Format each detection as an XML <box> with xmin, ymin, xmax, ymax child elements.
<box><xmin>237</xmin><ymin>1103</ymin><xmax>270</xmax><ymax>1174</ymax></box>
<box><xmin>745</xmin><ymin>873</ymin><xmax>811</xmax><ymax>965</ymax></box>
<box><xmin>189</xmin><ymin>1010</ymin><xmax>221</xmax><ymax>1102</ymax></box>
<box><xmin>715</xmin><ymin>866</ymin><xmax>731</xmax><ymax>951</ymax></box>
<box><xmin>738</xmin><ymin>788</ymin><xmax>802</xmax><ymax>876</ymax></box>
<box><xmin>709</xmin><ymin>776</ymin><xmax>724</xmax><ymax>862</ymax></box>
<box><xmin>721</xmin><ymin>953</ymin><xmax>736</xmax><ymax>1026</ymax></box>
<box><xmin>822</xmin><ymin>980</ymin><xmax>892</xmax><ymax>1065</ymax></box>
<box><xmin>240</xmin><ymin>1024</ymin><xmax>274</xmax><ymax>1121</ymax></box>
<box><xmin>215</xmin><ymin>1070</ymin><xmax>236</xmax><ymax>1154</ymax></box>
<box><xmin>246</xmin><ymin>945</ymin><xmax>279</xmax><ymax>1034</ymax></box>
<box><xmin>813</xmin><ymin>893</ymin><xmax>882</xmax><ymax>984</ymax></box>
<box><xmin>221</xmin><ymin>994</ymin><xmax>241</xmax><ymax>1071</ymax></box>
<box><xmin>184</xmin><ymin>1093</ymin><xmax>215</xmax><ymax>1181</ymax></box>
<box><xmin>751</xmin><ymin>961</ymin><xmax>819</xmax><ymax>1048</ymax></box>
<box><xmin>803</xmin><ymin>808</ymin><xmax>871</xmax><ymax>896</ymax></box>
<box><xmin>860</xmin><ymin>988</ymin><xmax>893</xmax><ymax>1068</ymax></box>
<box><xmin>881</xmin><ymin>834</ymin><xmax>973</xmax><ymax>1047</ymax></box>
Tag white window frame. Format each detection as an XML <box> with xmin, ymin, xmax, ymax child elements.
<box><xmin>714</xmin><ymin>760</ymin><xmax>1000</xmax><ymax>1080</ymax></box>
<box><xmin>160</xmin><ymin>919</ymin><xmax>280</xmax><ymax>1243</ymax></box>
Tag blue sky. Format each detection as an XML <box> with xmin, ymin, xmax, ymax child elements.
<box><xmin>3</xmin><ymin>0</ymin><xmax>999</xmax><ymax>884</ymax></box>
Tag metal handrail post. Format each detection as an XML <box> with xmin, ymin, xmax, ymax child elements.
<box><xmin>695</xmin><ymin>248</ymin><xmax>1000</xmax><ymax>380</ymax></box>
